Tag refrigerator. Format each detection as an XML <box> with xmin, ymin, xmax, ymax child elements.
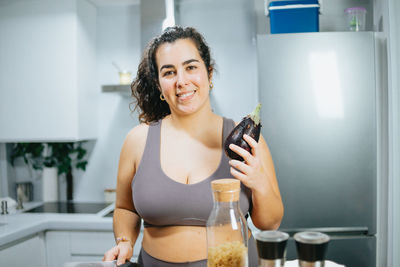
<box><xmin>257</xmin><ymin>32</ymin><xmax>379</xmax><ymax>267</ymax></box>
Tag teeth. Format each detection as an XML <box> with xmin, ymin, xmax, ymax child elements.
<box><xmin>178</xmin><ymin>90</ymin><xmax>195</xmax><ymax>97</ymax></box>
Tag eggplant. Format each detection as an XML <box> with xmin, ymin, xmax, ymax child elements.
<box><xmin>224</xmin><ymin>103</ymin><xmax>262</xmax><ymax>161</ymax></box>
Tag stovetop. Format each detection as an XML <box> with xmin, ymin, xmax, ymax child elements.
<box><xmin>25</xmin><ymin>201</ymin><xmax>110</xmax><ymax>214</ymax></box>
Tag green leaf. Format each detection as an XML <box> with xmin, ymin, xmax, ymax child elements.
<box><xmin>75</xmin><ymin>161</ymin><xmax>88</xmax><ymax>171</ymax></box>
<box><xmin>11</xmin><ymin>141</ymin><xmax>89</xmax><ymax>177</ymax></box>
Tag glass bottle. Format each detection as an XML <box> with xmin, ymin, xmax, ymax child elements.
<box><xmin>206</xmin><ymin>178</ymin><xmax>248</xmax><ymax>267</ymax></box>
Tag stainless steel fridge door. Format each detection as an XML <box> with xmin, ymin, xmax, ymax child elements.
<box><xmin>257</xmin><ymin>32</ymin><xmax>377</xmax><ymax>234</ymax></box>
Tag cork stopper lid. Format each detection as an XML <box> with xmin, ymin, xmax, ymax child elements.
<box><xmin>211</xmin><ymin>178</ymin><xmax>241</xmax><ymax>202</ymax></box>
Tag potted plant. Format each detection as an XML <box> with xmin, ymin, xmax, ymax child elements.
<box><xmin>11</xmin><ymin>142</ymin><xmax>58</xmax><ymax>201</ymax></box>
<box><xmin>11</xmin><ymin>141</ymin><xmax>88</xmax><ymax>201</ymax></box>
<box><xmin>47</xmin><ymin>142</ymin><xmax>88</xmax><ymax>201</ymax></box>
<box><xmin>10</xmin><ymin>143</ymin><xmax>45</xmax><ymax>175</ymax></box>
<box><xmin>41</xmin><ymin>144</ymin><xmax>59</xmax><ymax>202</ymax></box>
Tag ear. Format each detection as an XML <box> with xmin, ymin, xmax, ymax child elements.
<box><xmin>156</xmin><ymin>81</ymin><xmax>162</xmax><ymax>92</ymax></box>
<box><xmin>208</xmin><ymin>67</ymin><xmax>213</xmax><ymax>81</ymax></box>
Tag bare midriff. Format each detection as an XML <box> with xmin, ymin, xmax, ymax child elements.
<box><xmin>142</xmin><ymin>226</ymin><xmax>252</xmax><ymax>263</ymax></box>
<box><xmin>143</xmin><ymin>226</ymin><xmax>207</xmax><ymax>262</ymax></box>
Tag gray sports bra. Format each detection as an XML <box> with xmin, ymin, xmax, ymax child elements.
<box><xmin>131</xmin><ymin>117</ymin><xmax>252</xmax><ymax>227</ymax></box>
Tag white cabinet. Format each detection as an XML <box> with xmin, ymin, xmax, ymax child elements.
<box><xmin>69</xmin><ymin>231</ymin><xmax>116</xmax><ymax>262</ymax></box>
<box><xmin>46</xmin><ymin>231</ymin><xmax>71</xmax><ymax>267</ymax></box>
<box><xmin>0</xmin><ymin>233</ymin><xmax>46</xmax><ymax>267</ymax></box>
<box><xmin>46</xmin><ymin>230</ymin><xmax>143</xmax><ymax>267</ymax></box>
<box><xmin>0</xmin><ymin>0</ymin><xmax>97</xmax><ymax>142</ymax></box>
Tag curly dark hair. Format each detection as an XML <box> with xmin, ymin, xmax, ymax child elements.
<box><xmin>131</xmin><ymin>26</ymin><xmax>215</xmax><ymax>123</ymax></box>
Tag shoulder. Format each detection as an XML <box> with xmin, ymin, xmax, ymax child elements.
<box><xmin>125</xmin><ymin>123</ymin><xmax>150</xmax><ymax>144</ymax></box>
<box><xmin>121</xmin><ymin>123</ymin><xmax>150</xmax><ymax>166</ymax></box>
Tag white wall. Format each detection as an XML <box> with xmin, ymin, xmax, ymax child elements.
<box><xmin>179</xmin><ymin>0</ymin><xmax>259</xmax><ymax>121</ymax></box>
<box><xmin>386</xmin><ymin>0</ymin><xmax>400</xmax><ymax>266</ymax></box>
<box><xmin>372</xmin><ymin>1</ymin><xmax>390</xmax><ymax>266</ymax></box>
<box><xmin>0</xmin><ymin>144</ymin><xmax>8</xmax><ymax>198</ymax></box>
<box><xmin>77</xmin><ymin>0</ymin><xmax>98</xmax><ymax>140</ymax></box>
<box><xmin>73</xmin><ymin>4</ymin><xmax>141</xmax><ymax>202</ymax></box>
<box><xmin>372</xmin><ymin>0</ymin><xmax>400</xmax><ymax>266</ymax></box>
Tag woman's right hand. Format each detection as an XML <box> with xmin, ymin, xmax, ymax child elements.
<box><xmin>103</xmin><ymin>241</ymin><xmax>133</xmax><ymax>266</ymax></box>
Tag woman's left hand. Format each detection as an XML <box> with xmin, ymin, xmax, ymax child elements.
<box><xmin>228</xmin><ymin>134</ymin><xmax>268</xmax><ymax>193</ymax></box>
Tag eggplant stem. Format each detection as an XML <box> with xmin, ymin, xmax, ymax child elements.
<box><xmin>249</xmin><ymin>103</ymin><xmax>261</xmax><ymax>125</ymax></box>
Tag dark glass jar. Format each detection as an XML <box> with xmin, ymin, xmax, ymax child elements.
<box><xmin>255</xmin><ymin>230</ymin><xmax>289</xmax><ymax>267</ymax></box>
<box><xmin>294</xmin><ymin>231</ymin><xmax>330</xmax><ymax>267</ymax></box>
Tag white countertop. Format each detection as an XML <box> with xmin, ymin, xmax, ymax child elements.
<box><xmin>286</xmin><ymin>260</ymin><xmax>344</xmax><ymax>267</ymax></box>
<box><xmin>0</xmin><ymin>202</ymin><xmax>114</xmax><ymax>247</ymax></box>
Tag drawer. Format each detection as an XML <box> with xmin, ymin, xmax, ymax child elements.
<box><xmin>70</xmin><ymin>231</ymin><xmax>115</xmax><ymax>255</ymax></box>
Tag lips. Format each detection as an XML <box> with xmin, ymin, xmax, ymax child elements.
<box><xmin>176</xmin><ymin>89</ymin><xmax>197</xmax><ymax>101</ymax></box>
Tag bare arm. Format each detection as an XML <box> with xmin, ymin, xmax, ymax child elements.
<box><xmin>228</xmin><ymin>134</ymin><xmax>284</xmax><ymax>230</ymax></box>
<box><xmin>103</xmin><ymin>125</ymin><xmax>147</xmax><ymax>264</ymax></box>
<box><xmin>113</xmin><ymin>130</ymin><xmax>141</xmax><ymax>245</ymax></box>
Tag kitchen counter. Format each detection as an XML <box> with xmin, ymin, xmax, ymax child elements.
<box><xmin>0</xmin><ymin>201</ymin><xmax>260</xmax><ymax>247</ymax></box>
<box><xmin>0</xmin><ymin>202</ymin><xmax>114</xmax><ymax>247</ymax></box>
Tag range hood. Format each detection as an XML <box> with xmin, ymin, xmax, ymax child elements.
<box><xmin>140</xmin><ymin>0</ymin><xmax>179</xmax><ymax>50</ymax></box>
<box><xmin>92</xmin><ymin>0</ymin><xmax>178</xmax><ymax>51</ymax></box>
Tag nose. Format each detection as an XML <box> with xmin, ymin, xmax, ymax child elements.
<box><xmin>176</xmin><ymin>69</ymin><xmax>189</xmax><ymax>88</ymax></box>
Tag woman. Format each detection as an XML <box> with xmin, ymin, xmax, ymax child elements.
<box><xmin>103</xmin><ymin>26</ymin><xmax>284</xmax><ymax>266</ymax></box>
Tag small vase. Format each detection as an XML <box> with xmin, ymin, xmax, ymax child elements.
<box><xmin>42</xmin><ymin>167</ymin><xmax>58</xmax><ymax>202</ymax></box>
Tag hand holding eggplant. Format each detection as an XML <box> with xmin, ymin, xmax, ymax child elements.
<box><xmin>225</xmin><ymin>104</ymin><xmax>269</xmax><ymax>192</ymax></box>
<box><xmin>224</xmin><ymin>103</ymin><xmax>262</xmax><ymax>161</ymax></box>
<box><xmin>228</xmin><ymin>134</ymin><xmax>269</xmax><ymax>192</ymax></box>
<box><xmin>225</xmin><ymin>104</ymin><xmax>284</xmax><ymax>229</ymax></box>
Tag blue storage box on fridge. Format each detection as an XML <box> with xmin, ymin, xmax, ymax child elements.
<box><xmin>268</xmin><ymin>0</ymin><xmax>320</xmax><ymax>34</ymax></box>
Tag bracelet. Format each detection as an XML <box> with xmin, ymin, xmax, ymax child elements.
<box><xmin>116</xmin><ymin>236</ymin><xmax>132</xmax><ymax>247</ymax></box>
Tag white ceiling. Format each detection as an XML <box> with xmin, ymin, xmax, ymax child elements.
<box><xmin>89</xmin><ymin>0</ymin><xmax>140</xmax><ymax>7</ymax></box>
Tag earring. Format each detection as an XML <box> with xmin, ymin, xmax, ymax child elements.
<box><xmin>210</xmin><ymin>82</ymin><xmax>214</xmax><ymax>90</ymax></box>
<box><xmin>160</xmin><ymin>93</ymin><xmax>165</xmax><ymax>101</ymax></box>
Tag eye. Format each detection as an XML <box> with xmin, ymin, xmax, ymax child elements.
<box><xmin>186</xmin><ymin>65</ymin><xmax>197</xmax><ymax>71</ymax></box>
<box><xmin>162</xmin><ymin>70</ymin><xmax>175</xmax><ymax>77</ymax></box>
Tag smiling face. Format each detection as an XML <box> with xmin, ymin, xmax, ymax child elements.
<box><xmin>156</xmin><ymin>38</ymin><xmax>212</xmax><ymax>116</ymax></box>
